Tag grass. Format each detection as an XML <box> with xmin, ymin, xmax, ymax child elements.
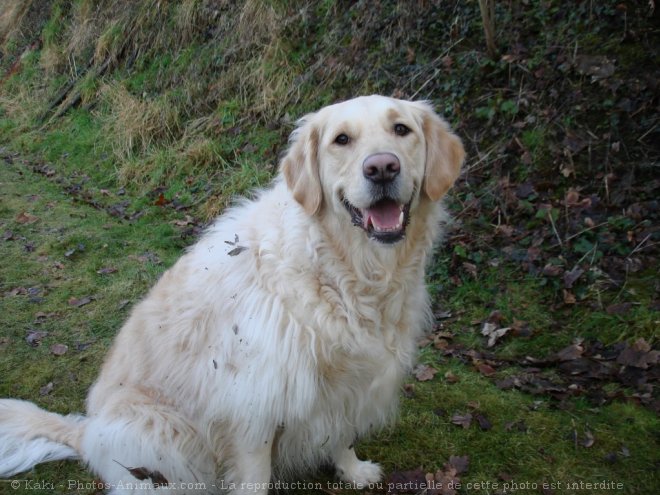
<box><xmin>0</xmin><ymin>156</ymin><xmax>184</xmax><ymax>493</ymax></box>
<box><xmin>1</xmin><ymin>146</ymin><xmax>657</xmax><ymax>495</ymax></box>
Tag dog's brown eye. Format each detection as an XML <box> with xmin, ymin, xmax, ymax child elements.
<box><xmin>394</xmin><ymin>123</ymin><xmax>411</xmax><ymax>136</ymax></box>
<box><xmin>334</xmin><ymin>133</ymin><xmax>350</xmax><ymax>145</ymax></box>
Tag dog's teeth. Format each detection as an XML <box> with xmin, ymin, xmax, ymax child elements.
<box><xmin>398</xmin><ymin>210</ymin><xmax>404</xmax><ymax>226</ymax></box>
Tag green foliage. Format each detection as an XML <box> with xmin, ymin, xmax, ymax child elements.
<box><xmin>42</xmin><ymin>4</ymin><xmax>66</xmax><ymax>47</ymax></box>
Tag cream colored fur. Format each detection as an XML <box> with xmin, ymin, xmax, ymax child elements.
<box><xmin>0</xmin><ymin>95</ymin><xmax>464</xmax><ymax>494</ymax></box>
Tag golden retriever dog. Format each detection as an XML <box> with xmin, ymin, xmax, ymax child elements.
<box><xmin>0</xmin><ymin>95</ymin><xmax>464</xmax><ymax>493</ymax></box>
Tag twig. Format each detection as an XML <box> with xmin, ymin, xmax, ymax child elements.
<box><xmin>637</xmin><ymin>121</ymin><xmax>657</xmax><ymax>143</ymax></box>
<box><xmin>408</xmin><ymin>37</ymin><xmax>465</xmax><ymax>86</ymax></box>
<box><xmin>563</xmin><ymin>222</ymin><xmax>608</xmax><ymax>243</ymax></box>
<box><xmin>547</xmin><ymin>209</ymin><xmax>563</xmax><ymax>249</ymax></box>
<box><xmin>627</xmin><ymin>234</ymin><xmax>652</xmax><ymax>258</ymax></box>
<box><xmin>410</xmin><ymin>38</ymin><xmax>465</xmax><ymax>99</ymax></box>
<box><xmin>478</xmin><ymin>0</ymin><xmax>498</xmax><ymax>59</ymax></box>
<box><xmin>411</xmin><ymin>69</ymin><xmax>441</xmax><ymax>100</ymax></box>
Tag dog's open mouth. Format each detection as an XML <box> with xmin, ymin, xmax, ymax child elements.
<box><xmin>343</xmin><ymin>197</ymin><xmax>412</xmax><ymax>244</ymax></box>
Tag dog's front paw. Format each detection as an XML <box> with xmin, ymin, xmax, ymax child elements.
<box><xmin>338</xmin><ymin>459</ymin><xmax>383</xmax><ymax>486</ymax></box>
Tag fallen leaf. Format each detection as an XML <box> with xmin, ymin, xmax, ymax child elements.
<box><xmin>64</xmin><ymin>243</ymin><xmax>85</xmax><ymax>258</ymax></box>
<box><xmin>97</xmin><ymin>266</ymin><xmax>118</xmax><ymax>275</ymax></box>
<box><xmin>402</xmin><ymin>383</ymin><xmax>415</xmax><ymax>398</ymax></box>
<box><xmin>7</xmin><ymin>286</ymin><xmax>28</xmax><ymax>296</ymax></box>
<box><xmin>435</xmin><ymin>310</ymin><xmax>453</xmax><ymax>320</ymax></box>
<box><xmin>113</xmin><ymin>460</ymin><xmax>169</xmax><ymax>487</ymax></box>
<box><xmin>542</xmin><ymin>264</ymin><xmax>564</xmax><ymax>277</ymax></box>
<box><xmin>616</xmin><ymin>339</ymin><xmax>659</xmax><ymax>369</ymax></box>
<box><xmin>76</xmin><ymin>342</ymin><xmax>92</xmax><ymax>351</ymax></box>
<box><xmin>515</xmin><ymin>182</ymin><xmax>535</xmax><ymax>199</ymax></box>
<box><xmin>406</xmin><ymin>46</ymin><xmax>416</xmax><ymax>64</ymax></box>
<box><xmin>563</xmin><ymin>267</ymin><xmax>584</xmax><ymax>288</ymax></box>
<box><xmin>26</xmin><ymin>330</ymin><xmax>48</xmax><ymax>347</ymax></box>
<box><xmin>563</xmin><ymin>290</ymin><xmax>577</xmax><ymax>304</ymax></box>
<box><xmin>575</xmin><ymin>54</ymin><xmax>615</xmax><ymax>80</ymax></box>
<box><xmin>511</xmin><ymin>319</ymin><xmax>533</xmax><ymax>338</ymax></box>
<box><xmin>475</xmin><ymin>363</ymin><xmax>497</xmax><ymax>376</ymax></box>
<box><xmin>427</xmin><ymin>458</ymin><xmax>465</xmax><ymax>495</ymax></box>
<box><xmin>15</xmin><ymin>212</ymin><xmax>39</xmax><ymax>224</ymax></box>
<box><xmin>555</xmin><ymin>343</ymin><xmax>584</xmax><ymax>361</ymax></box>
<box><xmin>129</xmin><ymin>252</ymin><xmax>162</xmax><ymax>265</ymax></box>
<box><xmin>495</xmin><ymin>376</ymin><xmax>520</xmax><ymax>390</ymax></box>
<box><xmin>498</xmin><ymin>472</ymin><xmax>514</xmax><ymax>481</ymax></box>
<box><xmin>2</xmin><ymin>230</ymin><xmax>14</xmax><ymax>241</ymax></box>
<box><xmin>447</xmin><ymin>455</ymin><xmax>470</xmax><ymax>475</ymax></box>
<box><xmin>564</xmin><ymin>188</ymin><xmax>581</xmax><ymax>206</ymax></box>
<box><xmin>462</xmin><ymin>262</ymin><xmax>477</xmax><ymax>278</ymax></box>
<box><xmin>107</xmin><ymin>201</ymin><xmax>129</xmax><ymax>218</ymax></box>
<box><xmin>451</xmin><ymin>413</ymin><xmax>472</xmax><ymax>429</ymax></box>
<box><xmin>68</xmin><ymin>296</ymin><xmax>95</xmax><ymax>307</ymax></box>
<box><xmin>505</xmin><ymin>420</ymin><xmax>528</xmax><ymax>432</ymax></box>
<box><xmin>224</xmin><ymin>234</ymin><xmax>240</xmax><ymax>246</ymax></box>
<box><xmin>154</xmin><ymin>193</ymin><xmax>168</xmax><ymax>206</ymax></box>
<box><xmin>128</xmin><ymin>466</ymin><xmax>168</xmax><ymax>487</ymax></box>
<box><xmin>50</xmin><ymin>343</ymin><xmax>68</xmax><ymax>356</ymax></box>
<box><xmin>486</xmin><ymin>310</ymin><xmax>505</xmax><ymax>324</ymax></box>
<box><xmin>581</xmin><ymin>430</ymin><xmax>595</xmax><ymax>448</ymax></box>
<box><xmin>227</xmin><ymin>246</ymin><xmax>248</xmax><ymax>256</ymax></box>
<box><xmin>475</xmin><ymin>413</ymin><xmax>492</xmax><ymax>431</ymax></box>
<box><xmin>434</xmin><ymin>339</ymin><xmax>450</xmax><ymax>350</ymax></box>
<box><xmin>386</xmin><ymin>468</ymin><xmax>427</xmax><ymax>494</ymax></box>
<box><xmin>414</xmin><ymin>364</ymin><xmax>438</xmax><ymax>382</ymax></box>
<box><xmin>444</xmin><ymin>371</ymin><xmax>460</xmax><ymax>383</ymax></box>
<box><xmin>563</xmin><ymin>132</ymin><xmax>588</xmax><ymax>154</ymax></box>
<box><xmin>173</xmin><ymin>215</ymin><xmax>196</xmax><ymax>227</ymax></box>
<box><xmin>34</xmin><ymin>311</ymin><xmax>58</xmax><ymax>321</ymax></box>
<box><xmin>39</xmin><ymin>382</ymin><xmax>54</xmax><ymax>396</ymax></box>
<box><xmin>481</xmin><ymin>323</ymin><xmax>511</xmax><ymax>347</ymax></box>
<box><xmin>606</xmin><ymin>302</ymin><xmax>633</xmax><ymax>315</ymax></box>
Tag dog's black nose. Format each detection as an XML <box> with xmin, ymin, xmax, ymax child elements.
<box><xmin>363</xmin><ymin>153</ymin><xmax>400</xmax><ymax>183</ymax></box>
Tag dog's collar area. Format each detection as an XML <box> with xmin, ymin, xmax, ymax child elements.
<box><xmin>342</xmin><ymin>196</ymin><xmax>412</xmax><ymax>244</ymax></box>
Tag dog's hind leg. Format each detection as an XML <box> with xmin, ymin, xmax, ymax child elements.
<box><xmin>82</xmin><ymin>389</ymin><xmax>219</xmax><ymax>494</ymax></box>
<box><xmin>221</xmin><ymin>435</ymin><xmax>273</xmax><ymax>494</ymax></box>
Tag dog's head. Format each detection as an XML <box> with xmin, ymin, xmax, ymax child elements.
<box><xmin>281</xmin><ymin>95</ymin><xmax>464</xmax><ymax>244</ymax></box>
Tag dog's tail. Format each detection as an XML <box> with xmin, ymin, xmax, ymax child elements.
<box><xmin>0</xmin><ymin>398</ymin><xmax>85</xmax><ymax>477</ymax></box>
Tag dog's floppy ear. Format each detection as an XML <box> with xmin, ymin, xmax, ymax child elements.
<box><xmin>281</xmin><ymin>116</ymin><xmax>322</xmax><ymax>215</ymax></box>
<box><xmin>413</xmin><ymin>102</ymin><xmax>465</xmax><ymax>201</ymax></box>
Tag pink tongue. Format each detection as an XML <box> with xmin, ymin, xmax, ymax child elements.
<box><xmin>364</xmin><ymin>200</ymin><xmax>402</xmax><ymax>230</ymax></box>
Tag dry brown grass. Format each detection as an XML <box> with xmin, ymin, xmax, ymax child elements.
<box><xmin>39</xmin><ymin>44</ymin><xmax>65</xmax><ymax>74</ymax></box>
<box><xmin>101</xmin><ymin>82</ymin><xmax>180</xmax><ymax>161</ymax></box>
<box><xmin>174</xmin><ymin>0</ymin><xmax>204</xmax><ymax>45</ymax></box>
<box><xmin>93</xmin><ymin>18</ymin><xmax>125</xmax><ymax>65</ymax></box>
<box><xmin>181</xmin><ymin>136</ymin><xmax>219</xmax><ymax>170</ymax></box>
<box><xmin>209</xmin><ymin>1</ymin><xmax>303</xmax><ymax>120</ymax></box>
<box><xmin>0</xmin><ymin>0</ymin><xmax>32</xmax><ymax>48</ymax></box>
<box><xmin>66</xmin><ymin>0</ymin><xmax>101</xmax><ymax>59</ymax></box>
